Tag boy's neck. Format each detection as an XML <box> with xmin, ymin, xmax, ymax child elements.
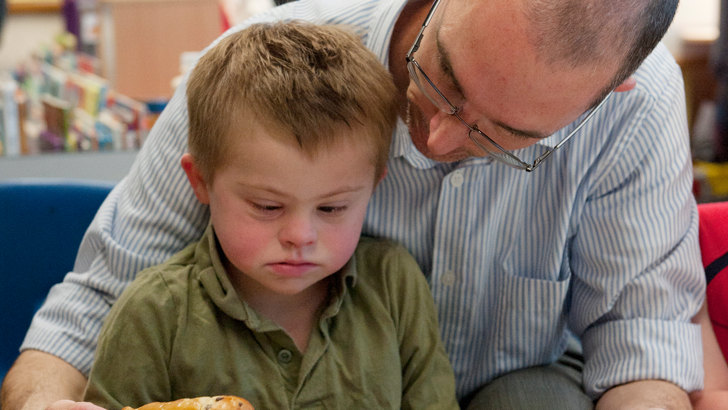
<box><xmin>225</xmin><ymin>260</ymin><xmax>333</xmax><ymax>353</ymax></box>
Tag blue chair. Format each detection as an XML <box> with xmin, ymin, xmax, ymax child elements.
<box><xmin>0</xmin><ymin>178</ymin><xmax>115</xmax><ymax>385</ymax></box>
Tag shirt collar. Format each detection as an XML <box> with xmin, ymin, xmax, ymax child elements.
<box><xmin>195</xmin><ymin>223</ymin><xmax>358</xmax><ymax>330</ymax></box>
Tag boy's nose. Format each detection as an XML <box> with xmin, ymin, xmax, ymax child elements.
<box><xmin>279</xmin><ymin>215</ymin><xmax>317</xmax><ymax>249</ymax></box>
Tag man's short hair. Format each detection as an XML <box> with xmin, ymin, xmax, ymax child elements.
<box><xmin>186</xmin><ymin>21</ymin><xmax>398</xmax><ymax>182</ymax></box>
<box><xmin>524</xmin><ymin>0</ymin><xmax>679</xmax><ymax>103</ymax></box>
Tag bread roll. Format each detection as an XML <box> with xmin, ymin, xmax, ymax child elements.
<box><xmin>122</xmin><ymin>396</ymin><xmax>254</xmax><ymax>410</ymax></box>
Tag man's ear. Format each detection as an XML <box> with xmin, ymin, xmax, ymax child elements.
<box><xmin>376</xmin><ymin>166</ymin><xmax>388</xmax><ymax>186</ymax></box>
<box><xmin>181</xmin><ymin>153</ymin><xmax>211</xmax><ymax>204</ymax></box>
<box><xmin>614</xmin><ymin>76</ymin><xmax>637</xmax><ymax>92</ymax></box>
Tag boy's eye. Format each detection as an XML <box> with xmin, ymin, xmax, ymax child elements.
<box><xmin>250</xmin><ymin>202</ymin><xmax>281</xmax><ymax>212</ymax></box>
<box><xmin>318</xmin><ymin>205</ymin><xmax>347</xmax><ymax>214</ymax></box>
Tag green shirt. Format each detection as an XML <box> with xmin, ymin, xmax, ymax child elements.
<box><xmin>84</xmin><ymin>226</ymin><xmax>459</xmax><ymax>410</ymax></box>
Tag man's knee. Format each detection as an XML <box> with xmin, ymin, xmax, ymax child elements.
<box><xmin>463</xmin><ymin>363</ymin><xmax>593</xmax><ymax>410</ymax></box>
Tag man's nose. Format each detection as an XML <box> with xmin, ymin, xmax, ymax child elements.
<box><xmin>427</xmin><ymin>111</ymin><xmax>471</xmax><ymax>155</ymax></box>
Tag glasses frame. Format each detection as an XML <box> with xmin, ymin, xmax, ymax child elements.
<box><xmin>404</xmin><ymin>0</ymin><xmax>612</xmax><ymax>172</ymax></box>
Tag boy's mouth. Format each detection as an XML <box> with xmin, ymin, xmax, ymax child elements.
<box><xmin>267</xmin><ymin>261</ymin><xmax>318</xmax><ymax>277</ymax></box>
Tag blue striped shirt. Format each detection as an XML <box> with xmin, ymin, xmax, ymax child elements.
<box><xmin>23</xmin><ymin>0</ymin><xmax>705</xmax><ymax>400</ymax></box>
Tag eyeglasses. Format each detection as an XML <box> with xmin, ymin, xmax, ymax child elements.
<box><xmin>404</xmin><ymin>0</ymin><xmax>612</xmax><ymax>172</ymax></box>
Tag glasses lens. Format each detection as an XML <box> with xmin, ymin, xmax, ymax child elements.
<box><xmin>468</xmin><ymin>128</ymin><xmax>528</xmax><ymax>170</ymax></box>
<box><xmin>407</xmin><ymin>60</ymin><xmax>457</xmax><ymax>115</ymax></box>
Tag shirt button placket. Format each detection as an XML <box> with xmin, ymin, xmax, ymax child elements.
<box><xmin>437</xmin><ymin>170</ymin><xmax>464</xmax><ymax>291</ymax></box>
<box><xmin>277</xmin><ymin>348</ymin><xmax>293</xmax><ymax>364</ymax></box>
<box><xmin>450</xmin><ymin>170</ymin><xmax>464</xmax><ymax>188</ymax></box>
<box><xmin>441</xmin><ymin>270</ymin><xmax>456</xmax><ymax>287</ymax></box>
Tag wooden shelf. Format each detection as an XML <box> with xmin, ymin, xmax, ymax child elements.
<box><xmin>8</xmin><ymin>0</ymin><xmax>61</xmax><ymax>13</ymax></box>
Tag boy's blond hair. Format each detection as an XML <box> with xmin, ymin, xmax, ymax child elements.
<box><xmin>186</xmin><ymin>21</ymin><xmax>398</xmax><ymax>183</ymax></box>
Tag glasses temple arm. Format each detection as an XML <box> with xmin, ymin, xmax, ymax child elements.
<box><xmin>531</xmin><ymin>91</ymin><xmax>614</xmax><ymax>170</ymax></box>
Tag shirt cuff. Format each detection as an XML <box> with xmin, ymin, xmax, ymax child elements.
<box><xmin>581</xmin><ymin>317</ymin><xmax>703</xmax><ymax>400</ymax></box>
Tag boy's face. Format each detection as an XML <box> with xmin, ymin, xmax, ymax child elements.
<box><xmin>182</xmin><ymin>127</ymin><xmax>379</xmax><ymax>299</ymax></box>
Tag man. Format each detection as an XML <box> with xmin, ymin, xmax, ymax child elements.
<box><xmin>0</xmin><ymin>0</ymin><xmax>704</xmax><ymax>409</ymax></box>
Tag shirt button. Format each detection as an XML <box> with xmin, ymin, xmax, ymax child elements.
<box><xmin>441</xmin><ymin>271</ymin><xmax>456</xmax><ymax>286</ymax></box>
<box><xmin>450</xmin><ymin>171</ymin><xmax>464</xmax><ymax>187</ymax></box>
<box><xmin>277</xmin><ymin>349</ymin><xmax>293</xmax><ymax>364</ymax></box>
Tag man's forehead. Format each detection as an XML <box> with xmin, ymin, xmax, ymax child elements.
<box><xmin>432</xmin><ymin>10</ymin><xmax>555</xmax><ymax>140</ymax></box>
<box><xmin>431</xmin><ymin>0</ymin><xmax>616</xmax><ymax>140</ymax></box>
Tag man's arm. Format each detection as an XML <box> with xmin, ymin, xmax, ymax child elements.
<box><xmin>689</xmin><ymin>303</ymin><xmax>728</xmax><ymax>410</ymax></box>
<box><xmin>595</xmin><ymin>380</ymin><xmax>691</xmax><ymax>410</ymax></box>
<box><xmin>569</xmin><ymin>45</ymin><xmax>705</xmax><ymax>400</ymax></box>
<box><xmin>0</xmin><ymin>351</ymin><xmax>90</xmax><ymax>410</ymax></box>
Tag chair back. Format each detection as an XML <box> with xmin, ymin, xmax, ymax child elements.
<box><xmin>698</xmin><ymin>201</ymin><xmax>728</xmax><ymax>362</ymax></box>
<box><xmin>0</xmin><ymin>178</ymin><xmax>115</xmax><ymax>384</ymax></box>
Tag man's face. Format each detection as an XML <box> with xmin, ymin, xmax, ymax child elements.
<box><xmin>404</xmin><ymin>0</ymin><xmax>620</xmax><ymax>163</ymax></box>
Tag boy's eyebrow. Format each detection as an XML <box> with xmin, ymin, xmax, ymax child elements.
<box><xmin>435</xmin><ymin>34</ymin><xmax>548</xmax><ymax>141</ymax></box>
<box><xmin>244</xmin><ymin>183</ymin><xmax>369</xmax><ymax>198</ymax></box>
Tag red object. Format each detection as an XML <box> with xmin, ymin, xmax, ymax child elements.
<box><xmin>219</xmin><ymin>2</ymin><xmax>231</xmax><ymax>33</ymax></box>
<box><xmin>699</xmin><ymin>201</ymin><xmax>728</xmax><ymax>361</ymax></box>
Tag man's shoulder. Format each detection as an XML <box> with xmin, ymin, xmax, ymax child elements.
<box><xmin>238</xmin><ymin>0</ymin><xmax>398</xmax><ymax>28</ymax></box>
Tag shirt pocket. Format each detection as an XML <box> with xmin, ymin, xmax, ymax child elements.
<box><xmin>488</xmin><ymin>268</ymin><xmax>572</xmax><ymax>371</ymax></box>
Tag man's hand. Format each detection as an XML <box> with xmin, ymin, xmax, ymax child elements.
<box><xmin>0</xmin><ymin>350</ymin><xmax>90</xmax><ymax>410</ymax></box>
<box><xmin>596</xmin><ymin>380</ymin><xmax>692</xmax><ymax>410</ymax></box>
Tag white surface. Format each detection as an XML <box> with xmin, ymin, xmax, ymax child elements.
<box><xmin>0</xmin><ymin>151</ymin><xmax>137</xmax><ymax>181</ymax></box>
<box><xmin>0</xmin><ymin>12</ymin><xmax>64</xmax><ymax>72</ymax></box>
<box><xmin>664</xmin><ymin>0</ymin><xmax>721</xmax><ymax>58</ymax></box>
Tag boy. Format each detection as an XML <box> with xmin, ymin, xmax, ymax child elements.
<box><xmin>82</xmin><ymin>21</ymin><xmax>459</xmax><ymax>410</ymax></box>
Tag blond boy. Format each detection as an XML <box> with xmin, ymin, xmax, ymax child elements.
<box><xmin>83</xmin><ymin>21</ymin><xmax>458</xmax><ymax>410</ymax></box>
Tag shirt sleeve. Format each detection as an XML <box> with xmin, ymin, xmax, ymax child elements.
<box><xmin>83</xmin><ymin>269</ymin><xmax>177</xmax><ymax>410</ymax></box>
<box><xmin>568</xmin><ymin>56</ymin><xmax>706</xmax><ymax>398</ymax></box>
<box><xmin>378</xmin><ymin>243</ymin><xmax>460</xmax><ymax>410</ymax></box>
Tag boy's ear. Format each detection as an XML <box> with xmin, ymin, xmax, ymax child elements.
<box><xmin>181</xmin><ymin>153</ymin><xmax>211</xmax><ymax>204</ymax></box>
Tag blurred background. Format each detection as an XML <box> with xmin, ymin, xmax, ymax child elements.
<box><xmin>0</xmin><ymin>0</ymin><xmax>725</xmax><ymax>201</ymax></box>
